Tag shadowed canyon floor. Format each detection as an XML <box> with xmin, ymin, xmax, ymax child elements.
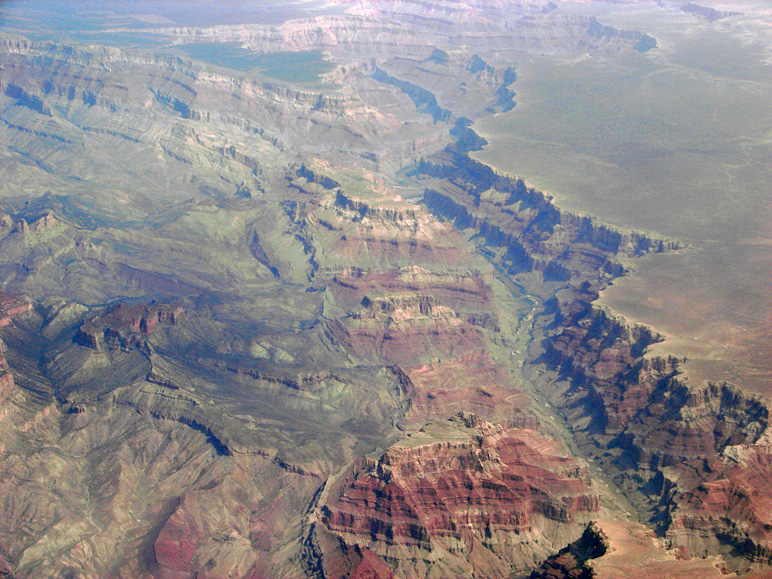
<box><xmin>0</xmin><ymin>1</ymin><xmax>771</xmax><ymax>578</ymax></box>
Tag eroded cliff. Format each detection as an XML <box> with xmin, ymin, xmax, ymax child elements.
<box><xmin>0</xmin><ymin>0</ymin><xmax>768</xmax><ymax>578</ymax></box>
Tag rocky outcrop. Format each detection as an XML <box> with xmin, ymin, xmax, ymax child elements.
<box><xmin>665</xmin><ymin>444</ymin><xmax>772</xmax><ymax>567</ymax></box>
<box><xmin>323</xmin><ymin>252</ymin><xmax>496</xmax><ymax>368</ymax></box>
<box><xmin>532</xmin><ymin>517</ymin><xmax>745</xmax><ymax>579</ymax></box>
<box><xmin>584</xmin><ymin>18</ymin><xmax>656</xmax><ymax>53</ymax></box>
<box><xmin>319</xmin><ymin>413</ymin><xmax>603</xmax><ymax>578</ymax></box>
<box><xmin>329</xmin><ymin>267</ymin><xmax>493</xmax><ymax>313</ymax></box>
<box><xmin>75</xmin><ymin>302</ymin><xmax>183</xmax><ymax>352</ymax></box>
<box><xmin>542</xmin><ymin>306</ymin><xmax>669</xmax><ymax>433</ymax></box>
<box><xmin>0</xmin><ymin>292</ymin><xmax>31</xmax><ymax>414</ymax></box>
<box><xmin>528</xmin><ymin>521</ymin><xmax>608</xmax><ymax>579</ymax></box>
<box><xmin>535</xmin><ymin>282</ymin><xmax>772</xmax><ymax>561</ymax></box>
<box><xmin>372</xmin><ymin>67</ymin><xmax>451</xmax><ymax>124</ymax></box>
<box><xmin>0</xmin><ymin>291</ymin><xmax>31</xmax><ymax>328</ymax></box>
<box><xmin>306</xmin><ymin>188</ymin><xmax>474</xmax><ymax>271</ymax></box>
<box><xmin>328</xmin><ymin>293</ymin><xmax>485</xmax><ymax>365</ymax></box>
<box><xmin>418</xmin><ymin>152</ymin><xmax>680</xmax><ymax>291</ymax></box>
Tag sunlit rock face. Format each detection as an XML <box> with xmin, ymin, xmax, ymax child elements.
<box><xmin>318</xmin><ymin>414</ymin><xmax>604</xmax><ymax>578</ymax></box>
<box><xmin>0</xmin><ymin>0</ymin><xmax>770</xmax><ymax>577</ymax></box>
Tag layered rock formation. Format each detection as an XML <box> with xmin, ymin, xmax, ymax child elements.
<box><xmin>76</xmin><ymin>302</ymin><xmax>183</xmax><ymax>352</ymax></box>
<box><xmin>153</xmin><ymin>3</ymin><xmax>654</xmax><ymax>60</ymax></box>
<box><xmin>0</xmin><ymin>291</ymin><xmax>31</xmax><ymax>327</ymax></box>
<box><xmin>407</xmin><ymin>100</ymin><xmax>772</xmax><ymax>573</ymax></box>
<box><xmin>317</xmin><ymin>413</ymin><xmax>604</xmax><ymax>578</ymax></box>
<box><xmin>0</xmin><ymin>292</ymin><xmax>31</xmax><ymax>420</ymax></box>
<box><xmin>534</xmin><ymin>284</ymin><xmax>772</xmax><ymax>567</ymax></box>
<box><xmin>0</xmin><ymin>0</ymin><xmax>769</xmax><ymax>577</ymax></box>
<box><xmin>417</xmin><ymin>151</ymin><xmax>681</xmax><ymax>291</ymax></box>
<box><xmin>307</xmin><ymin>189</ymin><xmax>472</xmax><ymax>272</ymax></box>
<box><xmin>530</xmin><ymin>518</ymin><xmax>759</xmax><ymax>579</ymax></box>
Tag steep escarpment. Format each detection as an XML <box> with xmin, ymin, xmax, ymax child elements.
<box><xmin>306</xmin><ymin>187</ymin><xmax>475</xmax><ymax>272</ymax></box>
<box><xmin>0</xmin><ymin>36</ymin><xmax>445</xmax><ymax>217</ymax></box>
<box><xmin>0</xmin><ymin>291</ymin><xmax>31</xmax><ymax>420</ymax></box>
<box><xmin>1</xmin><ymin>1</ymin><xmax>769</xmax><ymax>577</ymax></box>
<box><xmin>414</xmin><ymin>138</ymin><xmax>772</xmax><ymax>570</ymax></box>
<box><xmin>532</xmin><ymin>517</ymin><xmax>747</xmax><ymax>579</ymax></box>
<box><xmin>418</xmin><ymin>151</ymin><xmax>680</xmax><ymax>291</ymax></box>
<box><xmin>537</xmin><ymin>288</ymin><xmax>772</xmax><ymax>565</ymax></box>
<box><xmin>154</xmin><ymin>6</ymin><xmax>654</xmax><ymax>60</ymax></box>
<box><xmin>327</xmin><ymin>292</ymin><xmax>486</xmax><ymax>365</ymax></box>
<box><xmin>75</xmin><ymin>302</ymin><xmax>183</xmax><ymax>352</ymax></box>
<box><xmin>315</xmin><ymin>413</ymin><xmax>605</xmax><ymax>578</ymax></box>
<box><xmin>527</xmin><ymin>521</ymin><xmax>608</xmax><ymax>579</ymax></box>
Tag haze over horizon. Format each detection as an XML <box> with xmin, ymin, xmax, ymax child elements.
<box><xmin>0</xmin><ymin>1</ymin><xmax>771</xmax><ymax>578</ymax></box>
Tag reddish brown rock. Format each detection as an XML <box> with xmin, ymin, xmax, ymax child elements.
<box><xmin>0</xmin><ymin>211</ymin><xmax>12</xmax><ymax>229</ymax></box>
<box><xmin>666</xmin><ymin>444</ymin><xmax>772</xmax><ymax>566</ymax></box>
<box><xmin>543</xmin><ymin>306</ymin><xmax>668</xmax><ymax>433</ymax></box>
<box><xmin>401</xmin><ymin>354</ymin><xmax>534</xmax><ymax>427</ymax></box>
<box><xmin>76</xmin><ymin>301</ymin><xmax>183</xmax><ymax>351</ymax></box>
<box><xmin>29</xmin><ymin>212</ymin><xmax>56</xmax><ymax>232</ymax></box>
<box><xmin>0</xmin><ymin>291</ymin><xmax>32</xmax><ymax>327</ymax></box>
<box><xmin>349</xmin><ymin>549</ymin><xmax>396</xmax><ymax>579</ymax></box>
<box><xmin>533</xmin><ymin>518</ymin><xmax>757</xmax><ymax>579</ymax></box>
<box><xmin>328</xmin><ymin>293</ymin><xmax>485</xmax><ymax>365</ymax></box>
<box><xmin>152</xmin><ymin>454</ymin><xmax>326</xmax><ymax>579</ymax></box>
<box><xmin>320</xmin><ymin>414</ymin><xmax>603</xmax><ymax>578</ymax></box>
<box><xmin>536</xmin><ymin>291</ymin><xmax>772</xmax><ymax>565</ymax></box>
<box><xmin>0</xmin><ymin>292</ymin><xmax>32</xmax><ymax>413</ymax></box>
<box><xmin>308</xmin><ymin>188</ymin><xmax>475</xmax><ymax>270</ymax></box>
<box><xmin>329</xmin><ymin>267</ymin><xmax>494</xmax><ymax>315</ymax></box>
<box><xmin>153</xmin><ymin>497</ymin><xmax>201</xmax><ymax>579</ymax></box>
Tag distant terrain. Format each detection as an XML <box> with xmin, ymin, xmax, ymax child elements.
<box><xmin>0</xmin><ymin>1</ymin><xmax>771</xmax><ymax>578</ymax></box>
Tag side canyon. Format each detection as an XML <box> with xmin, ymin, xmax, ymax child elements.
<box><xmin>0</xmin><ymin>1</ymin><xmax>770</xmax><ymax>578</ymax></box>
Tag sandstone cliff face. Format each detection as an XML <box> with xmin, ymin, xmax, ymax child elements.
<box><xmin>307</xmin><ymin>188</ymin><xmax>474</xmax><ymax>273</ymax></box>
<box><xmin>75</xmin><ymin>302</ymin><xmax>183</xmax><ymax>353</ymax></box>
<box><xmin>153</xmin><ymin>4</ymin><xmax>652</xmax><ymax>60</ymax></box>
<box><xmin>665</xmin><ymin>443</ymin><xmax>772</xmax><ymax>567</ymax></box>
<box><xmin>527</xmin><ymin>521</ymin><xmax>608</xmax><ymax>579</ymax></box>
<box><xmin>412</xmin><ymin>125</ymin><xmax>772</xmax><ymax>572</ymax></box>
<box><xmin>535</xmin><ymin>291</ymin><xmax>772</xmax><ymax>565</ymax></box>
<box><xmin>0</xmin><ymin>291</ymin><xmax>31</xmax><ymax>328</ymax></box>
<box><xmin>307</xmin><ymin>187</ymin><xmax>504</xmax><ymax>367</ymax></box>
<box><xmin>328</xmin><ymin>294</ymin><xmax>485</xmax><ymax>366</ymax></box>
<box><xmin>318</xmin><ymin>414</ymin><xmax>603</xmax><ymax>579</ymax></box>
<box><xmin>0</xmin><ymin>292</ymin><xmax>31</xmax><ymax>425</ymax></box>
<box><xmin>0</xmin><ymin>1</ymin><xmax>769</xmax><ymax>577</ymax></box>
<box><xmin>418</xmin><ymin>152</ymin><xmax>680</xmax><ymax>293</ymax></box>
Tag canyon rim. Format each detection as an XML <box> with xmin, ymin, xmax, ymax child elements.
<box><xmin>0</xmin><ymin>0</ymin><xmax>771</xmax><ymax>578</ymax></box>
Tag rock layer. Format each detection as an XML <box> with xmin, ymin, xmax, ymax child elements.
<box><xmin>0</xmin><ymin>0</ymin><xmax>768</xmax><ymax>577</ymax></box>
<box><xmin>319</xmin><ymin>414</ymin><xmax>604</xmax><ymax>578</ymax></box>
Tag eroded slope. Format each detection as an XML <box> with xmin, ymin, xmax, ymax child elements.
<box><xmin>0</xmin><ymin>1</ymin><xmax>768</xmax><ymax>578</ymax></box>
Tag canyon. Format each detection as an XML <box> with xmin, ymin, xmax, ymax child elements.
<box><xmin>0</xmin><ymin>0</ymin><xmax>770</xmax><ymax>578</ymax></box>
